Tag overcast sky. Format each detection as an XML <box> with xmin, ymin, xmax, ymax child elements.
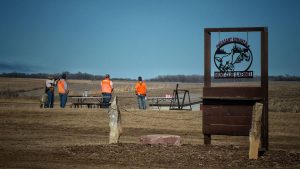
<box><xmin>0</xmin><ymin>0</ymin><xmax>300</xmax><ymax>79</ymax></box>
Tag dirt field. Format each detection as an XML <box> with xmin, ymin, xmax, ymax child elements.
<box><xmin>0</xmin><ymin>78</ymin><xmax>300</xmax><ymax>168</ymax></box>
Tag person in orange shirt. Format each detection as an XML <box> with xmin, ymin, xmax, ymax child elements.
<box><xmin>101</xmin><ymin>74</ymin><xmax>113</xmax><ymax>108</ymax></box>
<box><xmin>57</xmin><ymin>73</ymin><xmax>69</xmax><ymax>108</ymax></box>
<box><xmin>135</xmin><ymin>76</ymin><xmax>147</xmax><ymax>110</ymax></box>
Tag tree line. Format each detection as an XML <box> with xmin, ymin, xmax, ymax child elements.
<box><xmin>0</xmin><ymin>72</ymin><xmax>135</xmax><ymax>81</ymax></box>
<box><xmin>149</xmin><ymin>75</ymin><xmax>204</xmax><ymax>83</ymax></box>
<box><xmin>0</xmin><ymin>72</ymin><xmax>101</xmax><ymax>80</ymax></box>
<box><xmin>0</xmin><ymin>72</ymin><xmax>300</xmax><ymax>82</ymax></box>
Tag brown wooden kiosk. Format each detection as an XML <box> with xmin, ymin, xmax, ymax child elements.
<box><xmin>202</xmin><ymin>27</ymin><xmax>268</xmax><ymax>151</ymax></box>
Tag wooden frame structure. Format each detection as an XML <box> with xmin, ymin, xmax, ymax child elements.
<box><xmin>203</xmin><ymin>27</ymin><xmax>268</xmax><ymax>151</ymax></box>
<box><xmin>170</xmin><ymin>84</ymin><xmax>192</xmax><ymax>110</ymax></box>
<box><xmin>148</xmin><ymin>84</ymin><xmax>193</xmax><ymax>110</ymax></box>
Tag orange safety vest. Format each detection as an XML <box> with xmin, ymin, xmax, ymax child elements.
<box><xmin>101</xmin><ymin>78</ymin><xmax>112</xmax><ymax>93</ymax></box>
<box><xmin>57</xmin><ymin>80</ymin><xmax>66</xmax><ymax>94</ymax></box>
<box><xmin>135</xmin><ymin>81</ymin><xmax>147</xmax><ymax>95</ymax></box>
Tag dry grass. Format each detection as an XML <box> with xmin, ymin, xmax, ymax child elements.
<box><xmin>0</xmin><ymin>77</ymin><xmax>44</xmax><ymax>91</ymax></box>
<box><xmin>0</xmin><ymin>107</ymin><xmax>299</xmax><ymax>152</ymax></box>
<box><xmin>0</xmin><ymin>78</ymin><xmax>299</xmax><ymax>112</ymax></box>
<box><xmin>0</xmin><ymin>77</ymin><xmax>44</xmax><ymax>99</ymax></box>
<box><xmin>269</xmin><ymin>81</ymin><xmax>300</xmax><ymax>113</ymax></box>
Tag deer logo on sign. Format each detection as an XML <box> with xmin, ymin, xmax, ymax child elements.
<box><xmin>214</xmin><ymin>37</ymin><xmax>253</xmax><ymax>78</ymax></box>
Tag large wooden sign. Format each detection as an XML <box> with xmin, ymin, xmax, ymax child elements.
<box><xmin>202</xmin><ymin>27</ymin><xmax>268</xmax><ymax>151</ymax></box>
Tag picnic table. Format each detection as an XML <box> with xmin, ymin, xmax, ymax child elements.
<box><xmin>148</xmin><ymin>96</ymin><xmax>176</xmax><ymax>110</ymax></box>
<box><xmin>69</xmin><ymin>95</ymin><xmax>103</xmax><ymax>108</ymax></box>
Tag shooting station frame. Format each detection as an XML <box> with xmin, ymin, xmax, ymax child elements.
<box><xmin>202</xmin><ymin>27</ymin><xmax>268</xmax><ymax>151</ymax></box>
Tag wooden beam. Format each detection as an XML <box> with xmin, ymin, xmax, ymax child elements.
<box><xmin>203</xmin><ymin>87</ymin><xmax>264</xmax><ymax>99</ymax></box>
<box><xmin>204</xmin><ymin>30</ymin><xmax>211</xmax><ymax>87</ymax></box>
<box><xmin>261</xmin><ymin>28</ymin><xmax>269</xmax><ymax>151</ymax></box>
<box><xmin>205</xmin><ymin>27</ymin><xmax>266</xmax><ymax>33</ymax></box>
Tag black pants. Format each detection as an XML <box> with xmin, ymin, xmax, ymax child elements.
<box><xmin>102</xmin><ymin>93</ymin><xmax>112</xmax><ymax>108</ymax></box>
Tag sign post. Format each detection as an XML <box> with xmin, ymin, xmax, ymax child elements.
<box><xmin>203</xmin><ymin>27</ymin><xmax>268</xmax><ymax>151</ymax></box>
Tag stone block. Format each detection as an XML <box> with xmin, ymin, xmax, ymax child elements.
<box><xmin>140</xmin><ymin>134</ymin><xmax>182</xmax><ymax>146</ymax></box>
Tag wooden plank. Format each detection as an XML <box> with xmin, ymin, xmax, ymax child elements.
<box><xmin>203</xmin><ymin>116</ymin><xmax>251</xmax><ymax>126</ymax></box>
<box><xmin>205</xmin><ymin>27</ymin><xmax>266</xmax><ymax>33</ymax></box>
<box><xmin>261</xmin><ymin>29</ymin><xmax>269</xmax><ymax>151</ymax></box>
<box><xmin>203</xmin><ymin>105</ymin><xmax>252</xmax><ymax>116</ymax></box>
<box><xmin>202</xmin><ymin>105</ymin><xmax>252</xmax><ymax>135</ymax></box>
<box><xmin>204</xmin><ymin>30</ymin><xmax>211</xmax><ymax>87</ymax></box>
<box><xmin>203</xmin><ymin>87</ymin><xmax>264</xmax><ymax>99</ymax></box>
<box><xmin>203</xmin><ymin>124</ymin><xmax>251</xmax><ymax>136</ymax></box>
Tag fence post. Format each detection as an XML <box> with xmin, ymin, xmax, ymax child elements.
<box><xmin>108</xmin><ymin>96</ymin><xmax>122</xmax><ymax>144</ymax></box>
<box><xmin>249</xmin><ymin>102</ymin><xmax>263</xmax><ymax>159</ymax></box>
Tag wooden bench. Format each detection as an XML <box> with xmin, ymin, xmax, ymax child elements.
<box><xmin>71</xmin><ymin>102</ymin><xmax>101</xmax><ymax>108</ymax></box>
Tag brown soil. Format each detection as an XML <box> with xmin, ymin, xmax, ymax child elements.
<box><xmin>1</xmin><ymin>143</ymin><xmax>299</xmax><ymax>169</ymax></box>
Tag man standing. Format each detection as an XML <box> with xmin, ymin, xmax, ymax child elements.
<box><xmin>45</xmin><ymin>75</ymin><xmax>55</xmax><ymax>108</ymax></box>
<box><xmin>101</xmin><ymin>74</ymin><xmax>113</xmax><ymax>108</ymax></box>
<box><xmin>135</xmin><ymin>76</ymin><xmax>147</xmax><ymax>110</ymax></box>
<box><xmin>57</xmin><ymin>74</ymin><xmax>69</xmax><ymax>108</ymax></box>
